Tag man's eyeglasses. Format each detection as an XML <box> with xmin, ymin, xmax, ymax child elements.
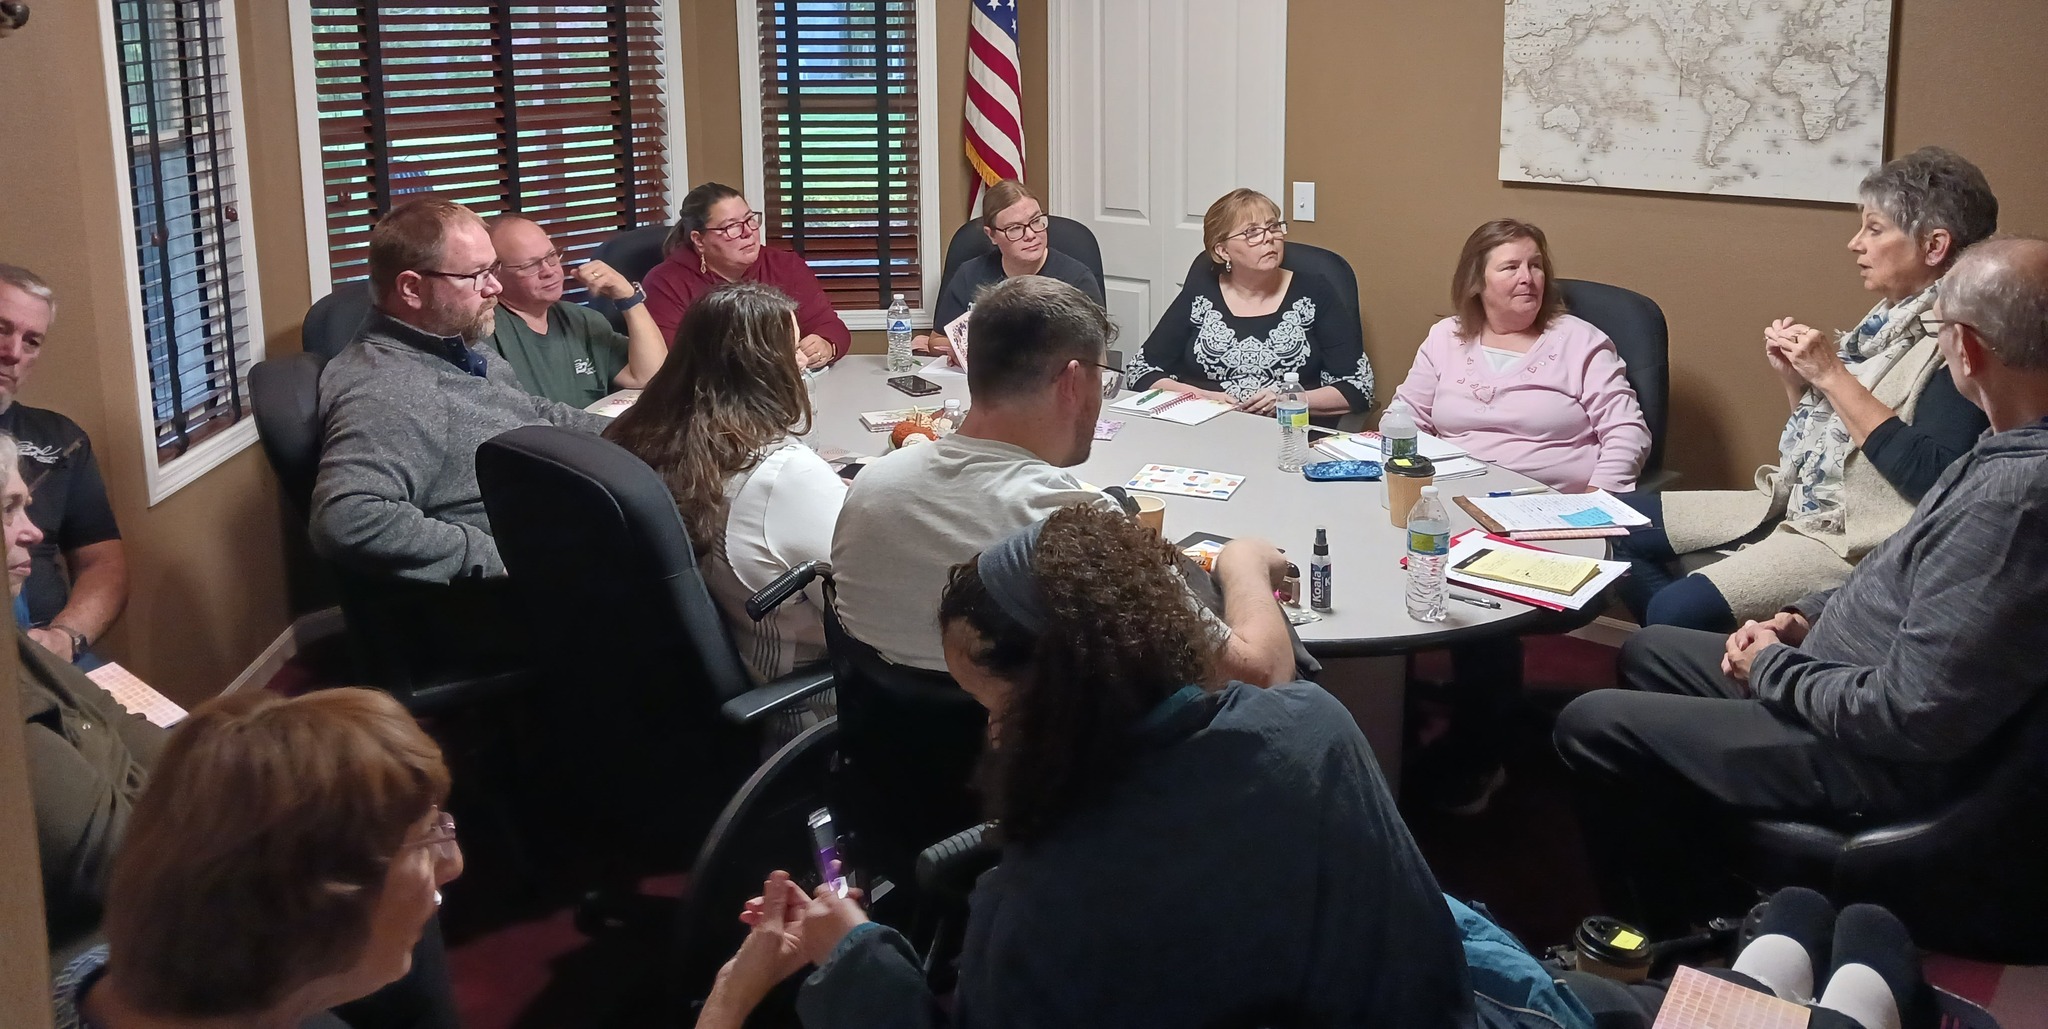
<box><xmin>994</xmin><ymin>212</ymin><xmax>1050</xmax><ymax>242</ymax></box>
<box><xmin>1084</xmin><ymin>360</ymin><xmax>1124</xmax><ymax>399</ymax></box>
<box><xmin>705</xmin><ymin>212</ymin><xmax>764</xmax><ymax>240</ymax></box>
<box><xmin>1227</xmin><ymin>221</ymin><xmax>1289</xmax><ymax>246</ymax></box>
<box><xmin>413</xmin><ymin>263</ymin><xmax>501</xmax><ymax>294</ymax></box>
<box><xmin>505</xmin><ymin>249</ymin><xmax>564</xmax><ymax>275</ymax></box>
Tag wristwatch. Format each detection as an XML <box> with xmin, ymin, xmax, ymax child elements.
<box><xmin>616</xmin><ymin>283</ymin><xmax>647</xmax><ymax>311</ymax></box>
<box><xmin>51</xmin><ymin>623</ymin><xmax>88</xmax><ymax>655</ymax></box>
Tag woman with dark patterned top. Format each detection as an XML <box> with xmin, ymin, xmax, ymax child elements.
<box><xmin>1128</xmin><ymin>188</ymin><xmax>1372</xmax><ymax>417</ymax></box>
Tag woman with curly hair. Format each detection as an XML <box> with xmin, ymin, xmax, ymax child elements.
<box><xmin>692</xmin><ymin>504</ymin><xmax>1473</xmax><ymax>1029</ymax></box>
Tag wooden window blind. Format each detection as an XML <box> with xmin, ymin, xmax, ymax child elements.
<box><xmin>311</xmin><ymin>2</ymin><xmax>670</xmax><ymax>287</ymax></box>
<box><xmin>756</xmin><ymin>0</ymin><xmax>923</xmax><ymax>310</ymax></box>
<box><xmin>115</xmin><ymin>0</ymin><xmax>254</xmax><ymax>460</ymax></box>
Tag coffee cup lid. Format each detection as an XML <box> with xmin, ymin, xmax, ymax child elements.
<box><xmin>1387</xmin><ymin>454</ymin><xmax>1436</xmax><ymax>477</ymax></box>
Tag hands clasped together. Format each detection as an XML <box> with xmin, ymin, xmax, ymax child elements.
<box><xmin>1720</xmin><ymin>610</ymin><xmax>1811</xmax><ymax>690</ymax></box>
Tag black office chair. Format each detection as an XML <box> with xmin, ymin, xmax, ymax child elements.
<box><xmin>1176</xmin><ymin>241</ymin><xmax>1364</xmax><ymax>342</ymax></box>
<box><xmin>940</xmin><ymin>215</ymin><xmax>1107</xmax><ymax>294</ymax></box>
<box><xmin>249</xmin><ymin>352</ymin><xmax>537</xmax><ymax>715</ymax></box>
<box><xmin>1560</xmin><ymin>279</ymin><xmax>1672</xmax><ymax>487</ymax></box>
<box><xmin>1731</xmin><ymin>694</ymin><xmax>2048</xmax><ymax>964</ymax></box>
<box><xmin>301</xmin><ymin>280</ymin><xmax>375</xmax><ymax>362</ymax></box>
<box><xmin>587</xmin><ymin>224</ymin><xmax>672</xmax><ymax>331</ymax></box>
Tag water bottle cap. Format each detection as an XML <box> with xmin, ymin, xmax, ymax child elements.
<box><xmin>1284</xmin><ymin>372</ymin><xmax>1300</xmax><ymax>385</ymax></box>
<box><xmin>892</xmin><ymin>293</ymin><xmax>906</xmax><ymax>302</ymax></box>
<box><xmin>1420</xmin><ymin>485</ymin><xmax>1439</xmax><ymax>496</ymax></box>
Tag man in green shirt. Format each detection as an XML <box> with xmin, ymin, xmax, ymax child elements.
<box><xmin>487</xmin><ymin>215</ymin><xmax>668</xmax><ymax>407</ymax></box>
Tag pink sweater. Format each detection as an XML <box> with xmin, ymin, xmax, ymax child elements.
<box><xmin>1393</xmin><ymin>314</ymin><xmax>1649</xmax><ymax>492</ymax></box>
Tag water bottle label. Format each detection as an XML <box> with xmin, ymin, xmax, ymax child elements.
<box><xmin>888</xmin><ymin>319</ymin><xmax>911</xmax><ymax>334</ymax></box>
<box><xmin>1277</xmin><ymin>407</ymin><xmax>1308</xmax><ymax>429</ymax></box>
<box><xmin>1387</xmin><ymin>437</ymin><xmax>1418</xmax><ymax>459</ymax></box>
<box><xmin>1407</xmin><ymin>529</ymin><xmax>1449</xmax><ymax>555</ymax></box>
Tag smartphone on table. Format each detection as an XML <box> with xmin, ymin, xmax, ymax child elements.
<box><xmin>888</xmin><ymin>374</ymin><xmax>942</xmax><ymax>397</ymax></box>
<box><xmin>807</xmin><ymin>807</ymin><xmax>849</xmax><ymax>897</ymax></box>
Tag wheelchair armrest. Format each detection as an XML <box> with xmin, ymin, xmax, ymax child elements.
<box><xmin>1842</xmin><ymin>816</ymin><xmax>1946</xmax><ymax>851</ymax></box>
<box><xmin>916</xmin><ymin>821</ymin><xmax>1000</xmax><ymax>901</ymax></box>
<box><xmin>718</xmin><ymin>668</ymin><xmax>836</xmax><ymax>725</ymax></box>
<box><xmin>747</xmin><ymin>561</ymin><xmax>830</xmax><ymax>621</ymax></box>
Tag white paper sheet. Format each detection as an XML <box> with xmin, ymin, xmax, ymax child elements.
<box><xmin>1462</xmin><ymin>489</ymin><xmax>1651</xmax><ymax>531</ymax></box>
<box><xmin>1444</xmin><ymin>530</ymin><xmax>1629</xmax><ymax>611</ymax></box>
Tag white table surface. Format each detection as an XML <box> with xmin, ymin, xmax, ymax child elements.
<box><xmin>801</xmin><ymin>356</ymin><xmax>1607</xmax><ymax>657</ymax></box>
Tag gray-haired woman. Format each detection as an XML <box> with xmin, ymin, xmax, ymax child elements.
<box><xmin>1618</xmin><ymin>146</ymin><xmax>1998</xmax><ymax>631</ymax></box>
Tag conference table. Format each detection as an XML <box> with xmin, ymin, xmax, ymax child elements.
<box><xmin>797</xmin><ymin>356</ymin><xmax>1610</xmax><ymax>786</ymax></box>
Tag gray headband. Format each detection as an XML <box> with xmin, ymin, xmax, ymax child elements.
<box><xmin>975</xmin><ymin>518</ymin><xmax>1052</xmax><ymax>634</ymax></box>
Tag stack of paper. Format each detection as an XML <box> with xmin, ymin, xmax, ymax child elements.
<box><xmin>87</xmin><ymin>662</ymin><xmax>188</xmax><ymax>728</ymax></box>
<box><xmin>1458</xmin><ymin>489</ymin><xmax>1649</xmax><ymax>539</ymax></box>
<box><xmin>585</xmin><ymin>389</ymin><xmax>641</xmax><ymax>418</ymax></box>
<box><xmin>1444</xmin><ymin>530</ymin><xmax>1628</xmax><ymax>611</ymax></box>
<box><xmin>859</xmin><ymin>407</ymin><xmax>937</xmax><ymax>431</ymax></box>
<box><xmin>1456</xmin><ymin>547</ymin><xmax>1603</xmax><ymax>595</ymax></box>
<box><xmin>1107</xmin><ymin>389</ymin><xmax>1234</xmax><ymax>425</ymax></box>
<box><xmin>1650</xmin><ymin>966</ymin><xmax>1809</xmax><ymax>1029</ymax></box>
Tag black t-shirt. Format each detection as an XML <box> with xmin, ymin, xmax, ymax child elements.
<box><xmin>0</xmin><ymin>404</ymin><xmax>122</xmax><ymax>625</ymax></box>
<box><xmin>932</xmin><ymin>249</ymin><xmax>1106</xmax><ymax>329</ymax></box>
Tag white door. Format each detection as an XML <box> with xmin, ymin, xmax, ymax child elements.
<box><xmin>1049</xmin><ymin>0</ymin><xmax>1288</xmax><ymax>355</ymax></box>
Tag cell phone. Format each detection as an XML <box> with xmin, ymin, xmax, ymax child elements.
<box><xmin>807</xmin><ymin>807</ymin><xmax>849</xmax><ymax>897</ymax></box>
<box><xmin>887</xmin><ymin>374</ymin><xmax>942</xmax><ymax>397</ymax></box>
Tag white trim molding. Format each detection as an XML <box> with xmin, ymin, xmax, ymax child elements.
<box><xmin>660</xmin><ymin>0</ymin><xmax>691</xmax><ymax>214</ymax></box>
<box><xmin>99</xmin><ymin>0</ymin><xmax>268</xmax><ymax>507</ymax></box>
<box><xmin>736</xmin><ymin>0</ymin><xmax>942</xmax><ymax>326</ymax></box>
<box><xmin>287</xmin><ymin>1</ymin><xmax>334</xmax><ymax>302</ymax></box>
<box><xmin>222</xmin><ymin>607</ymin><xmax>349</xmax><ymax>697</ymax></box>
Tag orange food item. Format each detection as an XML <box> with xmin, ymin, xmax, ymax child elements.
<box><xmin>891</xmin><ymin>417</ymin><xmax>939</xmax><ymax>448</ymax></box>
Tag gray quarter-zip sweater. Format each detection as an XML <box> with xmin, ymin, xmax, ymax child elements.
<box><xmin>1754</xmin><ymin>417</ymin><xmax>2048</xmax><ymax>767</ymax></box>
<box><xmin>310</xmin><ymin>310</ymin><xmax>610</xmax><ymax>582</ymax></box>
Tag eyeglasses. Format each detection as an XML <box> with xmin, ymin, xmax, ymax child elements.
<box><xmin>504</xmin><ymin>249</ymin><xmax>564</xmax><ymax>275</ymax></box>
<box><xmin>1084</xmin><ymin>360</ymin><xmax>1124</xmax><ymax>399</ymax></box>
<box><xmin>1227</xmin><ymin>221</ymin><xmax>1289</xmax><ymax>246</ymax></box>
<box><xmin>413</xmin><ymin>263</ymin><xmax>501</xmax><ymax>293</ymax></box>
<box><xmin>993</xmin><ymin>212</ymin><xmax>1050</xmax><ymax>241</ymax></box>
<box><xmin>704</xmin><ymin>212</ymin><xmax>764</xmax><ymax>240</ymax></box>
<box><xmin>407</xmin><ymin>810</ymin><xmax>459</xmax><ymax>864</ymax></box>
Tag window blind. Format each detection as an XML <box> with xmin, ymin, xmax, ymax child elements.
<box><xmin>311</xmin><ymin>2</ymin><xmax>670</xmax><ymax>286</ymax></box>
<box><xmin>115</xmin><ymin>0</ymin><xmax>253</xmax><ymax>460</ymax></box>
<box><xmin>756</xmin><ymin>0</ymin><xmax>923</xmax><ymax>310</ymax></box>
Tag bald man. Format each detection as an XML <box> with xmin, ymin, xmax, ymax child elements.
<box><xmin>1557</xmin><ymin>236</ymin><xmax>2048</xmax><ymax>934</ymax></box>
<box><xmin>487</xmin><ymin>216</ymin><xmax>667</xmax><ymax>407</ymax></box>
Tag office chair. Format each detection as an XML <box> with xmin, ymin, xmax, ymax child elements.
<box><xmin>475</xmin><ymin>426</ymin><xmax>836</xmax><ymax>866</ymax></box>
<box><xmin>941</xmin><ymin>215</ymin><xmax>1107</xmax><ymax>292</ymax></box>
<box><xmin>1559</xmin><ymin>279</ymin><xmax>1672</xmax><ymax>487</ymax></box>
<box><xmin>301</xmin><ymin>280</ymin><xmax>374</xmax><ymax>362</ymax></box>
<box><xmin>248</xmin><ymin>352</ymin><xmax>537</xmax><ymax>716</ymax></box>
<box><xmin>587</xmin><ymin>224</ymin><xmax>671</xmax><ymax>331</ymax></box>
<box><xmin>1731</xmin><ymin>693</ymin><xmax>2048</xmax><ymax>964</ymax></box>
<box><xmin>1175</xmin><ymin>241</ymin><xmax>1363</xmax><ymax>342</ymax></box>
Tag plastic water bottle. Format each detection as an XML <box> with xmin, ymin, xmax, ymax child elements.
<box><xmin>1276</xmin><ymin>372</ymin><xmax>1309</xmax><ymax>472</ymax></box>
<box><xmin>886</xmin><ymin>293</ymin><xmax>915</xmax><ymax>372</ymax></box>
<box><xmin>1380</xmin><ymin>398</ymin><xmax>1418</xmax><ymax>507</ymax></box>
<box><xmin>1405</xmin><ymin>485</ymin><xmax>1450</xmax><ymax>622</ymax></box>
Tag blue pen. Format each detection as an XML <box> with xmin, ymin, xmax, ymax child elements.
<box><xmin>1487</xmin><ymin>486</ymin><xmax>1549</xmax><ymax>497</ymax></box>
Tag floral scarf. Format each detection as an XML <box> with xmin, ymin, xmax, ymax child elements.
<box><xmin>1777</xmin><ymin>282</ymin><xmax>1939</xmax><ymax>534</ymax></box>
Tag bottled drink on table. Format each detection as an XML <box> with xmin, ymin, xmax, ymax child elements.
<box><xmin>1405</xmin><ymin>484</ymin><xmax>1450</xmax><ymax>622</ymax></box>
<box><xmin>1379</xmin><ymin>398</ymin><xmax>1418</xmax><ymax>507</ymax></box>
<box><xmin>886</xmin><ymin>293</ymin><xmax>915</xmax><ymax>372</ymax></box>
<box><xmin>1276</xmin><ymin>372</ymin><xmax>1309</xmax><ymax>472</ymax></box>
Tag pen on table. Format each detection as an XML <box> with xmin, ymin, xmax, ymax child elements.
<box><xmin>1487</xmin><ymin>486</ymin><xmax>1549</xmax><ymax>497</ymax></box>
<box><xmin>1133</xmin><ymin>388</ymin><xmax>1164</xmax><ymax>405</ymax></box>
<box><xmin>1450</xmin><ymin>592</ymin><xmax>1501</xmax><ymax>609</ymax></box>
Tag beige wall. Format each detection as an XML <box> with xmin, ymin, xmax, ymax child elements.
<box><xmin>682</xmin><ymin>0</ymin><xmax>1052</xmax><ymax>354</ymax></box>
<box><xmin>0</xmin><ymin>0</ymin><xmax>299</xmax><ymax>706</ymax></box>
<box><xmin>1286</xmin><ymin>0</ymin><xmax>2048</xmax><ymax>488</ymax></box>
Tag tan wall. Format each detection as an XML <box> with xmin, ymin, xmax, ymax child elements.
<box><xmin>1286</xmin><ymin>0</ymin><xmax>2048</xmax><ymax>488</ymax></box>
<box><xmin>682</xmin><ymin>0</ymin><xmax>1052</xmax><ymax>354</ymax></box>
<box><xmin>0</xmin><ymin>0</ymin><xmax>300</xmax><ymax>706</ymax></box>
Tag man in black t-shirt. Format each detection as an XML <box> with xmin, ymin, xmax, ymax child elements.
<box><xmin>0</xmin><ymin>264</ymin><xmax>126</xmax><ymax>664</ymax></box>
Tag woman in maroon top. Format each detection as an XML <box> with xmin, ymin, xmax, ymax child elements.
<box><xmin>643</xmin><ymin>182</ymin><xmax>852</xmax><ymax>368</ymax></box>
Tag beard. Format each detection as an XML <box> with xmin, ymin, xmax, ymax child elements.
<box><xmin>450</xmin><ymin>302</ymin><xmax>496</xmax><ymax>344</ymax></box>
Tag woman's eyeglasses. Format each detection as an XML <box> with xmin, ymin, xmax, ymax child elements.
<box><xmin>705</xmin><ymin>212</ymin><xmax>764</xmax><ymax>240</ymax></box>
<box><xmin>408</xmin><ymin>810</ymin><xmax>459</xmax><ymax>864</ymax></box>
<box><xmin>1228</xmin><ymin>221</ymin><xmax>1289</xmax><ymax>246</ymax></box>
<box><xmin>994</xmin><ymin>213</ymin><xmax>1050</xmax><ymax>241</ymax></box>
<box><xmin>413</xmin><ymin>264</ymin><xmax>501</xmax><ymax>294</ymax></box>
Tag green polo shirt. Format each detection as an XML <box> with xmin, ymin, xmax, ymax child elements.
<box><xmin>490</xmin><ymin>301</ymin><xmax>631</xmax><ymax>408</ymax></box>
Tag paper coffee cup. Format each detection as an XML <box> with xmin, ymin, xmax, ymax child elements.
<box><xmin>1134</xmin><ymin>494</ymin><xmax>1166</xmax><ymax>535</ymax></box>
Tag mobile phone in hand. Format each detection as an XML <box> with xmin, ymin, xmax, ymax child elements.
<box><xmin>808</xmin><ymin>807</ymin><xmax>849</xmax><ymax>897</ymax></box>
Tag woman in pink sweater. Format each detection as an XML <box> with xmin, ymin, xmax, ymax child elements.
<box><xmin>1394</xmin><ymin>219</ymin><xmax>1648</xmax><ymax>493</ymax></box>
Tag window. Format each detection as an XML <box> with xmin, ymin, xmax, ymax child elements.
<box><xmin>746</xmin><ymin>0</ymin><xmax>938</xmax><ymax>320</ymax></box>
<box><xmin>113</xmin><ymin>0</ymin><xmax>262</xmax><ymax>475</ymax></box>
<box><xmin>307</xmin><ymin>2</ymin><xmax>672</xmax><ymax>287</ymax></box>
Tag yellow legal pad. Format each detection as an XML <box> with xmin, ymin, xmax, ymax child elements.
<box><xmin>1457</xmin><ymin>547</ymin><xmax>1603</xmax><ymax>596</ymax></box>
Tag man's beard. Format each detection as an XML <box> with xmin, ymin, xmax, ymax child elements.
<box><xmin>444</xmin><ymin>302</ymin><xmax>495</xmax><ymax>344</ymax></box>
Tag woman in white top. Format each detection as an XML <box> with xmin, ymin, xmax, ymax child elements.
<box><xmin>606</xmin><ymin>282</ymin><xmax>844</xmax><ymax>680</ymax></box>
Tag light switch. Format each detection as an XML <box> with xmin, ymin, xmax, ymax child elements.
<box><xmin>1292</xmin><ymin>181</ymin><xmax>1316</xmax><ymax>222</ymax></box>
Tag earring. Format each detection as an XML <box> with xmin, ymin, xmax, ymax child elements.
<box><xmin>699</xmin><ymin>252</ymin><xmax>707</xmax><ymax>274</ymax></box>
<box><xmin>1223</xmin><ymin>258</ymin><xmax>1233</xmax><ymax>274</ymax></box>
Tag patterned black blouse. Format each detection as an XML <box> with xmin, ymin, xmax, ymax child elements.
<box><xmin>1129</xmin><ymin>263</ymin><xmax>1372</xmax><ymax>412</ymax></box>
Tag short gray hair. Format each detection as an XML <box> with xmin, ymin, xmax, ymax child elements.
<box><xmin>0</xmin><ymin>263</ymin><xmax>55</xmax><ymax>321</ymax></box>
<box><xmin>1859</xmin><ymin>147</ymin><xmax>1999</xmax><ymax>268</ymax></box>
<box><xmin>0</xmin><ymin>432</ymin><xmax>20</xmax><ymax>484</ymax></box>
<box><xmin>1943</xmin><ymin>236</ymin><xmax>2048</xmax><ymax>370</ymax></box>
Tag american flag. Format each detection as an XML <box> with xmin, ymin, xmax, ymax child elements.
<box><xmin>964</xmin><ymin>0</ymin><xmax>1024</xmax><ymax>215</ymax></box>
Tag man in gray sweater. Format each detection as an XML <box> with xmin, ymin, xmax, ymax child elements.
<box><xmin>311</xmin><ymin>197</ymin><xmax>609</xmax><ymax>582</ymax></box>
<box><xmin>1557</xmin><ymin>237</ymin><xmax>2048</xmax><ymax>933</ymax></box>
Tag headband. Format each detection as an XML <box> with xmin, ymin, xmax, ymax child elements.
<box><xmin>975</xmin><ymin>518</ymin><xmax>1052</xmax><ymax>634</ymax></box>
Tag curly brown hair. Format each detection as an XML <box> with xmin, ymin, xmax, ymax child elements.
<box><xmin>604</xmin><ymin>282</ymin><xmax>811</xmax><ymax>550</ymax></box>
<box><xmin>938</xmin><ymin>503</ymin><xmax>1214</xmax><ymax>845</ymax></box>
